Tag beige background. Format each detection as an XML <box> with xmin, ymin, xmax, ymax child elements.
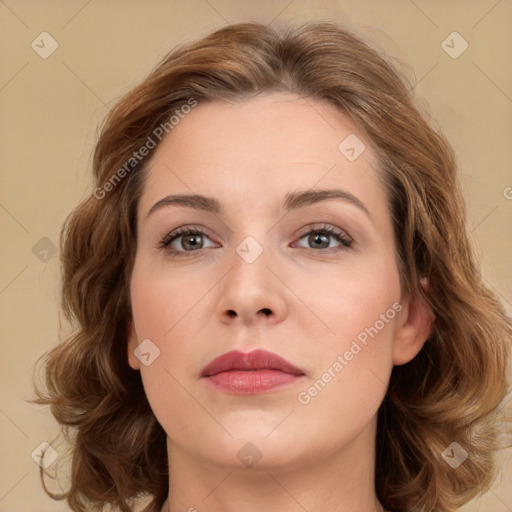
<box><xmin>1</xmin><ymin>1</ymin><xmax>511</xmax><ymax>511</ymax></box>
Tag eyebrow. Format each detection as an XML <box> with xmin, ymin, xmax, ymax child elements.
<box><xmin>146</xmin><ymin>188</ymin><xmax>370</xmax><ymax>219</ymax></box>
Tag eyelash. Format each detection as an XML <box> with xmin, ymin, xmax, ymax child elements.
<box><xmin>158</xmin><ymin>224</ymin><xmax>353</xmax><ymax>258</ymax></box>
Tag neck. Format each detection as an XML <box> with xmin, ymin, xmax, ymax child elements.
<box><xmin>160</xmin><ymin>417</ymin><xmax>386</xmax><ymax>512</ymax></box>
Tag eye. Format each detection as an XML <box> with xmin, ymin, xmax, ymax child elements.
<box><xmin>293</xmin><ymin>224</ymin><xmax>353</xmax><ymax>251</ymax></box>
<box><xmin>158</xmin><ymin>223</ymin><xmax>353</xmax><ymax>259</ymax></box>
<box><xmin>159</xmin><ymin>225</ymin><xmax>218</xmax><ymax>257</ymax></box>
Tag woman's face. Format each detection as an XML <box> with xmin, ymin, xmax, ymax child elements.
<box><xmin>128</xmin><ymin>92</ymin><xmax>427</xmax><ymax>470</ymax></box>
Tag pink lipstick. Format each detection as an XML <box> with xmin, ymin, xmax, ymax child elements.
<box><xmin>200</xmin><ymin>349</ymin><xmax>305</xmax><ymax>394</ymax></box>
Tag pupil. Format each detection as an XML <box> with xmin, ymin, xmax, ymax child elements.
<box><xmin>311</xmin><ymin>233</ymin><xmax>328</xmax><ymax>248</ymax></box>
<box><xmin>184</xmin><ymin>235</ymin><xmax>202</xmax><ymax>250</ymax></box>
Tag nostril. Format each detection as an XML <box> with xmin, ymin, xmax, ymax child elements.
<box><xmin>260</xmin><ymin>308</ymin><xmax>272</xmax><ymax>316</ymax></box>
<box><xmin>227</xmin><ymin>310</ymin><xmax>237</xmax><ymax>318</ymax></box>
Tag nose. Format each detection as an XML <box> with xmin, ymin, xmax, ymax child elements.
<box><xmin>216</xmin><ymin>242</ymin><xmax>287</xmax><ymax>327</ymax></box>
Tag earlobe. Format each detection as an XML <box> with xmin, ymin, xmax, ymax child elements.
<box><xmin>392</xmin><ymin>284</ymin><xmax>434</xmax><ymax>366</ymax></box>
<box><xmin>127</xmin><ymin>320</ymin><xmax>141</xmax><ymax>370</ymax></box>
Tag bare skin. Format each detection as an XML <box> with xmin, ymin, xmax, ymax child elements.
<box><xmin>127</xmin><ymin>92</ymin><xmax>432</xmax><ymax>512</ymax></box>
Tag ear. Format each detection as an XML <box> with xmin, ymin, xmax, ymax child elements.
<box><xmin>127</xmin><ymin>319</ymin><xmax>141</xmax><ymax>370</ymax></box>
<box><xmin>392</xmin><ymin>280</ymin><xmax>434</xmax><ymax>366</ymax></box>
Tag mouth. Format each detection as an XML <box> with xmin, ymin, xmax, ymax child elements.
<box><xmin>200</xmin><ymin>349</ymin><xmax>305</xmax><ymax>394</ymax></box>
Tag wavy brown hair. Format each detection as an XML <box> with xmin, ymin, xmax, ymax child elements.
<box><xmin>32</xmin><ymin>21</ymin><xmax>512</xmax><ymax>512</ymax></box>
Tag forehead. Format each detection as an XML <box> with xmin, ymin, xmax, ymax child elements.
<box><xmin>139</xmin><ymin>92</ymin><xmax>384</xmax><ymax>218</ymax></box>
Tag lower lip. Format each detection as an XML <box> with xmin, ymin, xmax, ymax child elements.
<box><xmin>202</xmin><ymin>370</ymin><xmax>304</xmax><ymax>394</ymax></box>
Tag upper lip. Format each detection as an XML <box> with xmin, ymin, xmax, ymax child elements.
<box><xmin>201</xmin><ymin>349</ymin><xmax>305</xmax><ymax>377</ymax></box>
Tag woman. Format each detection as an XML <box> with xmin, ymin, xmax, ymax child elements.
<box><xmin>33</xmin><ymin>21</ymin><xmax>512</xmax><ymax>512</ymax></box>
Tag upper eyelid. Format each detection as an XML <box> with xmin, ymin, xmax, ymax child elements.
<box><xmin>163</xmin><ymin>223</ymin><xmax>348</xmax><ymax>237</ymax></box>
<box><xmin>160</xmin><ymin>225</ymin><xmax>212</xmax><ymax>245</ymax></box>
<box><xmin>295</xmin><ymin>223</ymin><xmax>351</xmax><ymax>239</ymax></box>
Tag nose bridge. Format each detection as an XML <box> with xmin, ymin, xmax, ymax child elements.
<box><xmin>217</xmin><ymin>231</ymin><xmax>286</xmax><ymax>325</ymax></box>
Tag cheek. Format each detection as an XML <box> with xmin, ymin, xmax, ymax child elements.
<box><xmin>299</xmin><ymin>253</ymin><xmax>401</xmax><ymax>352</ymax></box>
<box><xmin>130</xmin><ymin>262</ymin><xmax>213</xmax><ymax>340</ymax></box>
<box><xmin>294</xmin><ymin>351</ymin><xmax>390</xmax><ymax>455</ymax></box>
<box><xmin>293</xmin><ymin>256</ymin><xmax>400</xmax><ymax>412</ymax></box>
<box><xmin>129</xmin><ymin>262</ymin><xmax>214</xmax><ymax>430</ymax></box>
<box><xmin>294</xmin><ymin>302</ymin><xmax>398</xmax><ymax>447</ymax></box>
